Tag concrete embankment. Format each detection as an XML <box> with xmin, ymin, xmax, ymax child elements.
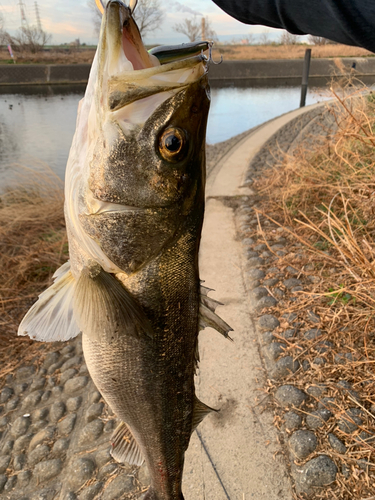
<box><xmin>0</xmin><ymin>57</ymin><xmax>375</xmax><ymax>86</ymax></box>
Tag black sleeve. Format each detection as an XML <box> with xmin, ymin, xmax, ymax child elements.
<box><xmin>212</xmin><ymin>0</ymin><xmax>375</xmax><ymax>53</ymax></box>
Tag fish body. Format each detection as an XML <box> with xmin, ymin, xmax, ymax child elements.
<box><xmin>18</xmin><ymin>2</ymin><xmax>231</xmax><ymax>499</ymax></box>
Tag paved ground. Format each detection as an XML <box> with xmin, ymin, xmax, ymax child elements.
<box><xmin>0</xmin><ymin>102</ymin><xmax>330</xmax><ymax>500</ymax></box>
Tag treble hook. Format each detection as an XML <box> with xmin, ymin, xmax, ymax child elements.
<box><xmin>95</xmin><ymin>0</ymin><xmax>138</xmax><ymax>15</ymax></box>
<box><xmin>201</xmin><ymin>42</ymin><xmax>223</xmax><ymax>65</ymax></box>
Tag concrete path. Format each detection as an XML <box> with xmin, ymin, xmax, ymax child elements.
<box><xmin>183</xmin><ymin>102</ymin><xmax>327</xmax><ymax>500</ymax></box>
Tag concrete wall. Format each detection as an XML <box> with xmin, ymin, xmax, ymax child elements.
<box><xmin>0</xmin><ymin>58</ymin><xmax>375</xmax><ymax>86</ymax></box>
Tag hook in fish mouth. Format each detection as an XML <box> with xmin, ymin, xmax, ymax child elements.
<box><xmin>95</xmin><ymin>0</ymin><xmax>138</xmax><ymax>15</ymax></box>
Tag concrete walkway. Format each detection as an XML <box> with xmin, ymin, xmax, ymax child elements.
<box><xmin>183</xmin><ymin>102</ymin><xmax>328</xmax><ymax>500</ymax></box>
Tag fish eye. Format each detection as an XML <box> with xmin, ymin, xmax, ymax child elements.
<box><xmin>159</xmin><ymin>127</ymin><xmax>186</xmax><ymax>162</ymax></box>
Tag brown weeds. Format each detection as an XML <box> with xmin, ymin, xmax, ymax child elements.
<box><xmin>0</xmin><ymin>166</ymin><xmax>67</xmax><ymax>349</ymax></box>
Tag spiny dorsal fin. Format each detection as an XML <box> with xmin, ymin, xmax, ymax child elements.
<box><xmin>192</xmin><ymin>396</ymin><xmax>217</xmax><ymax>433</ymax></box>
<box><xmin>111</xmin><ymin>422</ymin><xmax>144</xmax><ymax>466</ymax></box>
<box><xmin>74</xmin><ymin>264</ymin><xmax>153</xmax><ymax>342</ymax></box>
<box><xmin>199</xmin><ymin>303</ymin><xmax>233</xmax><ymax>341</ymax></box>
<box><xmin>18</xmin><ymin>262</ymin><xmax>80</xmax><ymax>342</ymax></box>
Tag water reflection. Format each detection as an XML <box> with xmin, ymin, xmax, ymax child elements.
<box><xmin>0</xmin><ymin>83</ymin><xmax>331</xmax><ymax>185</ymax></box>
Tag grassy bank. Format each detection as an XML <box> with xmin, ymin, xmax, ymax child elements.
<box><xmin>255</xmin><ymin>86</ymin><xmax>375</xmax><ymax>498</ymax></box>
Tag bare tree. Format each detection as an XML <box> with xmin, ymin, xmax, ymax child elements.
<box><xmin>279</xmin><ymin>31</ymin><xmax>299</xmax><ymax>45</ymax></box>
<box><xmin>173</xmin><ymin>16</ymin><xmax>217</xmax><ymax>42</ymax></box>
<box><xmin>259</xmin><ymin>32</ymin><xmax>270</xmax><ymax>45</ymax></box>
<box><xmin>308</xmin><ymin>35</ymin><xmax>330</xmax><ymax>45</ymax></box>
<box><xmin>88</xmin><ymin>0</ymin><xmax>163</xmax><ymax>37</ymax></box>
<box><xmin>5</xmin><ymin>26</ymin><xmax>51</xmax><ymax>53</ymax></box>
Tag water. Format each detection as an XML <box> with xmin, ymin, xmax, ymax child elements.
<box><xmin>0</xmin><ymin>83</ymin><xmax>331</xmax><ymax>184</ymax></box>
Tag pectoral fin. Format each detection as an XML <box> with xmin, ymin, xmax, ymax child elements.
<box><xmin>18</xmin><ymin>262</ymin><xmax>80</xmax><ymax>342</ymax></box>
<box><xmin>111</xmin><ymin>422</ymin><xmax>144</xmax><ymax>466</ymax></box>
<box><xmin>74</xmin><ymin>264</ymin><xmax>153</xmax><ymax>342</ymax></box>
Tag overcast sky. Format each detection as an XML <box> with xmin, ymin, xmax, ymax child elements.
<box><xmin>0</xmin><ymin>0</ymin><xmax>279</xmax><ymax>45</ymax></box>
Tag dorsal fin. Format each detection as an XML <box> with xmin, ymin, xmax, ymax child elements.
<box><xmin>74</xmin><ymin>264</ymin><xmax>153</xmax><ymax>342</ymax></box>
<box><xmin>192</xmin><ymin>396</ymin><xmax>217</xmax><ymax>433</ymax></box>
<box><xmin>111</xmin><ymin>422</ymin><xmax>144</xmax><ymax>466</ymax></box>
<box><xmin>18</xmin><ymin>262</ymin><xmax>80</xmax><ymax>342</ymax></box>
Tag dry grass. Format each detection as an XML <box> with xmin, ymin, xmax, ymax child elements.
<box><xmin>0</xmin><ymin>166</ymin><xmax>67</xmax><ymax>351</ymax></box>
<box><xmin>0</xmin><ymin>48</ymin><xmax>96</xmax><ymax>65</ymax></box>
<box><xmin>215</xmin><ymin>43</ymin><xmax>373</xmax><ymax>61</ymax></box>
<box><xmin>254</xmin><ymin>84</ymin><xmax>375</xmax><ymax>497</ymax></box>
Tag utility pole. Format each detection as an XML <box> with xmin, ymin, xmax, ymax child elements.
<box><xmin>34</xmin><ymin>1</ymin><xmax>42</xmax><ymax>31</ymax></box>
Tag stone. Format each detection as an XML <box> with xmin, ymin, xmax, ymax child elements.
<box><xmin>31</xmin><ymin>487</ymin><xmax>57</xmax><ymax>500</ymax></box>
<box><xmin>2</xmin><ymin>440</ymin><xmax>14</xmax><ymax>454</ymax></box>
<box><xmin>104</xmin><ymin>420</ymin><xmax>115</xmax><ymax>433</ymax></box>
<box><xmin>357</xmin><ymin>460</ymin><xmax>371</xmax><ymax>472</ymax></box>
<box><xmin>250</xmin><ymin>287</ymin><xmax>268</xmax><ymax>300</ymax></box>
<box><xmin>283</xmin><ymin>278</ymin><xmax>301</xmax><ymax>289</ymax></box>
<box><xmin>61</xmin><ymin>345</ymin><xmax>75</xmax><ymax>355</ymax></box>
<box><xmin>282</xmin><ymin>312</ymin><xmax>297</xmax><ymax>324</ymax></box>
<box><xmin>79</xmin><ymin>364</ymin><xmax>89</xmax><ymax>374</ymax></box>
<box><xmin>306</xmin><ymin>385</ymin><xmax>327</xmax><ymax>398</ymax></box>
<box><xmin>14</xmin><ymin>453</ymin><xmax>26</xmax><ymax>471</ymax></box>
<box><xmin>18</xmin><ymin>470</ymin><xmax>32</xmax><ymax>487</ymax></box>
<box><xmin>284</xmin><ymin>411</ymin><xmax>302</xmax><ymax>432</ymax></box>
<box><xmin>63</xmin><ymin>493</ymin><xmax>77</xmax><ymax>500</ymax></box>
<box><xmin>50</xmin><ymin>402</ymin><xmax>67</xmax><ymax>423</ymax></box>
<box><xmin>247</xmin><ymin>279</ymin><xmax>261</xmax><ymax>290</ymax></box>
<box><xmin>0</xmin><ymin>455</ymin><xmax>11</xmax><ymax>473</ymax></box>
<box><xmin>358</xmin><ymin>431</ymin><xmax>375</xmax><ymax>444</ymax></box>
<box><xmin>14</xmin><ymin>383</ymin><xmax>28</xmax><ymax>395</ymax></box>
<box><xmin>334</xmin><ymin>352</ymin><xmax>355</xmax><ymax>363</ymax></box>
<box><xmin>266</xmin><ymin>342</ymin><xmax>286</xmax><ymax>360</ymax></box>
<box><xmin>254</xmin><ymin>296</ymin><xmax>277</xmax><ymax>311</ymax></box>
<box><xmin>337</xmin><ymin>380</ymin><xmax>361</xmax><ymax>402</ymax></box>
<box><xmin>296</xmin><ymin>455</ymin><xmax>337</xmax><ymax>492</ymax></box>
<box><xmin>289</xmin><ymin>430</ymin><xmax>318</xmax><ymax>459</ymax></box>
<box><xmin>95</xmin><ymin>448</ymin><xmax>112</xmax><ymax>469</ymax></box>
<box><xmin>34</xmin><ymin>459</ymin><xmax>62</xmax><ymax>482</ymax></box>
<box><xmin>307</xmin><ymin>311</ymin><xmax>320</xmax><ymax>324</ymax></box>
<box><xmin>51</xmin><ymin>387</ymin><xmax>63</xmax><ymax>397</ymax></box>
<box><xmin>30</xmin><ymin>378</ymin><xmax>46</xmax><ymax>391</ymax></box>
<box><xmin>16</xmin><ymin>365</ymin><xmax>36</xmax><ymax>380</ymax></box>
<box><xmin>258</xmin><ymin>315</ymin><xmax>279</xmax><ymax>332</ymax></box>
<box><xmin>28</xmin><ymin>444</ymin><xmax>50</xmax><ymax>466</ymax></box>
<box><xmin>261</xmin><ymin>251</ymin><xmax>273</xmax><ymax>258</ymax></box>
<box><xmin>275</xmin><ymin>385</ymin><xmax>307</xmax><ymax>408</ymax></box>
<box><xmin>247</xmin><ymin>257</ymin><xmax>265</xmax><ymax>268</ymax></box>
<box><xmin>68</xmin><ymin>458</ymin><xmax>96</xmax><ymax>489</ymax></box>
<box><xmin>271</xmin><ymin>357</ymin><xmax>300</xmax><ymax>379</ymax></box>
<box><xmin>0</xmin><ymin>387</ymin><xmax>14</xmax><ymax>403</ymax></box>
<box><xmin>48</xmin><ymin>360</ymin><xmax>65</xmax><ymax>375</ymax></box>
<box><xmin>337</xmin><ymin>408</ymin><xmax>363</xmax><ymax>433</ymax></box>
<box><xmin>318</xmin><ymin>397</ymin><xmax>340</xmax><ymax>411</ymax></box>
<box><xmin>0</xmin><ymin>415</ymin><xmax>9</xmax><ymax>428</ymax></box>
<box><xmin>242</xmin><ymin>237</ymin><xmax>255</xmax><ymax>246</ymax></box>
<box><xmin>254</xmin><ymin>243</ymin><xmax>267</xmax><ymax>251</ymax></box>
<box><xmin>6</xmin><ymin>396</ymin><xmax>20</xmax><ymax>411</ymax></box>
<box><xmin>22</xmin><ymin>390</ymin><xmax>43</xmax><ymax>409</ymax></box>
<box><xmin>262</xmin><ymin>332</ymin><xmax>275</xmax><ymax>345</ymax></box>
<box><xmin>4</xmin><ymin>475</ymin><xmax>17</xmax><ymax>491</ymax></box>
<box><xmin>14</xmin><ymin>433</ymin><xmax>33</xmax><ymax>452</ymax></box>
<box><xmin>58</xmin><ymin>414</ymin><xmax>77</xmax><ymax>435</ymax></box>
<box><xmin>32</xmin><ymin>407</ymin><xmax>49</xmax><ymax>422</ymax></box>
<box><xmin>272</xmin><ymin>288</ymin><xmax>284</xmax><ymax>298</ymax></box>
<box><xmin>247</xmin><ymin>268</ymin><xmax>266</xmax><ymax>280</ymax></box>
<box><xmin>79</xmin><ymin>420</ymin><xmax>104</xmax><ymax>445</ymax></box>
<box><xmin>29</xmin><ymin>426</ymin><xmax>56</xmax><ymax>451</ymax></box>
<box><xmin>102</xmin><ymin>473</ymin><xmax>134</xmax><ymax>500</ymax></box>
<box><xmin>52</xmin><ymin>438</ymin><xmax>70</xmax><ymax>454</ymax></box>
<box><xmin>98</xmin><ymin>463</ymin><xmax>118</xmax><ymax>480</ymax></box>
<box><xmin>76</xmin><ymin>340</ymin><xmax>83</xmax><ymax>355</ymax></box>
<box><xmin>67</xmin><ymin>396</ymin><xmax>82</xmax><ymax>412</ymax></box>
<box><xmin>86</xmin><ymin>403</ymin><xmax>104</xmax><ymax>423</ymax></box>
<box><xmin>64</xmin><ymin>376</ymin><xmax>89</xmax><ymax>394</ymax></box>
<box><xmin>263</xmin><ymin>278</ymin><xmax>279</xmax><ymax>286</ymax></box>
<box><xmin>11</xmin><ymin>416</ymin><xmax>31</xmax><ymax>437</ymax></box>
<box><xmin>312</xmin><ymin>357</ymin><xmax>326</xmax><ymax>366</ymax></box>
<box><xmin>43</xmin><ymin>352</ymin><xmax>60</xmax><ymax>368</ymax></box>
<box><xmin>279</xmin><ymin>329</ymin><xmax>296</xmax><ymax>340</ymax></box>
<box><xmin>304</xmin><ymin>328</ymin><xmax>322</xmax><ymax>340</ymax></box>
<box><xmin>0</xmin><ymin>474</ymin><xmax>7</xmax><ymax>492</ymax></box>
<box><xmin>286</xmin><ymin>266</ymin><xmax>299</xmax><ymax>275</ymax></box>
<box><xmin>328</xmin><ymin>433</ymin><xmax>347</xmax><ymax>454</ymax></box>
<box><xmin>60</xmin><ymin>356</ymin><xmax>82</xmax><ymax>372</ymax></box>
<box><xmin>78</xmin><ymin>482</ymin><xmax>103</xmax><ymax>500</ymax></box>
<box><xmin>315</xmin><ymin>341</ymin><xmax>334</xmax><ymax>354</ymax></box>
<box><xmin>306</xmin><ymin>409</ymin><xmax>332</xmax><ymax>430</ymax></box>
<box><xmin>61</xmin><ymin>368</ymin><xmax>78</xmax><ymax>385</ymax></box>
<box><xmin>41</xmin><ymin>390</ymin><xmax>51</xmax><ymax>403</ymax></box>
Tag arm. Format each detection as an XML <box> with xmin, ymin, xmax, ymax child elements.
<box><xmin>212</xmin><ymin>0</ymin><xmax>375</xmax><ymax>53</ymax></box>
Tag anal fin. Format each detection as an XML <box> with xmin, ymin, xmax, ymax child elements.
<box><xmin>199</xmin><ymin>285</ymin><xmax>233</xmax><ymax>340</ymax></box>
<box><xmin>192</xmin><ymin>396</ymin><xmax>217</xmax><ymax>434</ymax></box>
<box><xmin>111</xmin><ymin>422</ymin><xmax>144</xmax><ymax>466</ymax></box>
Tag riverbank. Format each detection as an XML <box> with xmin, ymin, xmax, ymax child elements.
<box><xmin>1</xmin><ymin>57</ymin><xmax>375</xmax><ymax>86</ymax></box>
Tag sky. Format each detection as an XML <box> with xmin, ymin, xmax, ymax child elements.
<box><xmin>0</xmin><ymin>0</ymin><xmax>283</xmax><ymax>45</ymax></box>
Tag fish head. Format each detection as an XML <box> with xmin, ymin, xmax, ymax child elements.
<box><xmin>65</xmin><ymin>0</ymin><xmax>211</xmax><ymax>276</ymax></box>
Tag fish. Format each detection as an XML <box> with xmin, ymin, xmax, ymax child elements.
<box><xmin>18</xmin><ymin>1</ymin><xmax>232</xmax><ymax>499</ymax></box>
